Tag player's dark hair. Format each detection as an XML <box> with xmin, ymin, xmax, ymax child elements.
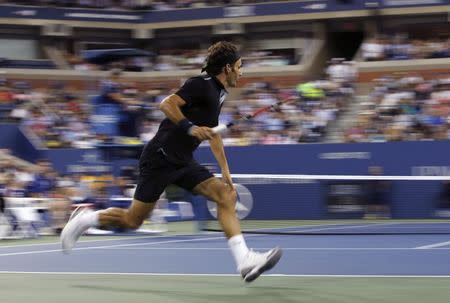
<box><xmin>202</xmin><ymin>41</ymin><xmax>240</xmax><ymax>76</ymax></box>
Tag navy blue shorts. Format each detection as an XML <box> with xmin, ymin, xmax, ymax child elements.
<box><xmin>133</xmin><ymin>150</ymin><xmax>213</xmax><ymax>203</ymax></box>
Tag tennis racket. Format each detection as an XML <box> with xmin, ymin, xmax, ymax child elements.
<box><xmin>212</xmin><ymin>95</ymin><xmax>298</xmax><ymax>133</ymax></box>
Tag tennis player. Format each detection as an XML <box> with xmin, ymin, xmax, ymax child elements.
<box><xmin>61</xmin><ymin>41</ymin><xmax>282</xmax><ymax>282</ymax></box>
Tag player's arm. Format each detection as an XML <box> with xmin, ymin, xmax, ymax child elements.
<box><xmin>159</xmin><ymin>94</ymin><xmax>214</xmax><ymax>140</ymax></box>
<box><xmin>209</xmin><ymin>133</ymin><xmax>234</xmax><ymax>189</ymax></box>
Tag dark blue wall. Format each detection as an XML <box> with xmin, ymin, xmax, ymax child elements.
<box><xmin>194</xmin><ymin>141</ymin><xmax>450</xmax><ymax>219</ymax></box>
<box><xmin>2</xmin><ymin>127</ymin><xmax>449</xmax><ymax>219</ymax></box>
<box><xmin>0</xmin><ymin>124</ymin><xmax>40</xmax><ymax>162</ymax></box>
<box><xmin>195</xmin><ymin>141</ymin><xmax>447</xmax><ymax>175</ymax></box>
<box><xmin>33</xmin><ymin>141</ymin><xmax>450</xmax><ymax>219</ymax></box>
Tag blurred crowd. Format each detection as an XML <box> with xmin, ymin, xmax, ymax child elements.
<box><xmin>66</xmin><ymin>48</ymin><xmax>297</xmax><ymax>72</ymax></box>
<box><xmin>0</xmin><ymin>76</ymin><xmax>170</xmax><ymax>148</ymax></box>
<box><xmin>361</xmin><ymin>34</ymin><xmax>450</xmax><ymax>61</ymax></box>
<box><xmin>2</xmin><ymin>0</ymin><xmax>293</xmax><ymax>10</ymax></box>
<box><xmin>220</xmin><ymin>66</ymin><xmax>355</xmax><ymax>145</ymax></box>
<box><xmin>214</xmin><ymin>58</ymin><xmax>355</xmax><ymax>145</ymax></box>
<box><xmin>0</xmin><ymin>155</ymin><xmax>131</xmax><ymax>203</ymax></box>
<box><xmin>7</xmin><ymin>62</ymin><xmax>450</xmax><ymax>148</ymax></box>
<box><xmin>67</xmin><ymin>50</ymin><xmax>204</xmax><ymax>72</ymax></box>
<box><xmin>0</xmin><ymin>57</ymin><xmax>352</xmax><ymax>147</ymax></box>
<box><xmin>6</xmin><ymin>57</ymin><xmax>450</xmax><ymax>147</ymax></box>
<box><xmin>0</xmin><ymin>149</ymin><xmax>135</xmax><ymax>236</ymax></box>
<box><xmin>0</xmin><ymin>80</ymin><xmax>98</xmax><ymax>148</ymax></box>
<box><xmin>345</xmin><ymin>74</ymin><xmax>450</xmax><ymax>142</ymax></box>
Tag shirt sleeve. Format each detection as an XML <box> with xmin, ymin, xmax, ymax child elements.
<box><xmin>175</xmin><ymin>77</ymin><xmax>205</xmax><ymax>105</ymax></box>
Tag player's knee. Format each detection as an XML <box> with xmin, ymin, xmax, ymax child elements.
<box><xmin>217</xmin><ymin>188</ymin><xmax>236</xmax><ymax>210</ymax></box>
<box><xmin>229</xmin><ymin>188</ymin><xmax>237</xmax><ymax>202</ymax></box>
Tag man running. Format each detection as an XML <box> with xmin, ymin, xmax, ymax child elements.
<box><xmin>61</xmin><ymin>41</ymin><xmax>282</xmax><ymax>282</ymax></box>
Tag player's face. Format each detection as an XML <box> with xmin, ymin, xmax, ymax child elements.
<box><xmin>226</xmin><ymin>59</ymin><xmax>242</xmax><ymax>88</ymax></box>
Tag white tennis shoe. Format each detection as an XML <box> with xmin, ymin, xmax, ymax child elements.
<box><xmin>60</xmin><ymin>207</ymin><xmax>93</xmax><ymax>254</ymax></box>
<box><xmin>238</xmin><ymin>247</ymin><xmax>283</xmax><ymax>282</ymax></box>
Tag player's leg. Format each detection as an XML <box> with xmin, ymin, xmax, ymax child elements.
<box><xmin>60</xmin><ymin>198</ymin><xmax>157</xmax><ymax>253</ymax></box>
<box><xmin>174</xmin><ymin>160</ymin><xmax>282</xmax><ymax>282</ymax></box>
<box><xmin>61</xmin><ymin>154</ymin><xmax>169</xmax><ymax>253</ymax></box>
<box><xmin>192</xmin><ymin>178</ymin><xmax>250</xmax><ymax>273</ymax></box>
<box><xmin>193</xmin><ymin>177</ymin><xmax>282</xmax><ymax>282</ymax></box>
<box><xmin>193</xmin><ymin>177</ymin><xmax>240</xmax><ymax>238</ymax></box>
<box><xmin>97</xmin><ymin>199</ymin><xmax>156</xmax><ymax>229</ymax></box>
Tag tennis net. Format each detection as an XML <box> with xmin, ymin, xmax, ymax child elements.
<box><xmin>201</xmin><ymin>174</ymin><xmax>450</xmax><ymax>235</ymax></box>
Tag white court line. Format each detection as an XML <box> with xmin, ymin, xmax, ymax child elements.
<box><xmin>415</xmin><ymin>240</ymin><xmax>450</xmax><ymax>249</ymax></box>
<box><xmin>0</xmin><ymin>221</ymin><xmax>384</xmax><ymax>249</ymax></box>
<box><xmin>290</xmin><ymin>222</ymin><xmax>400</xmax><ymax>233</ymax></box>
<box><xmin>0</xmin><ymin>234</ymin><xmax>259</xmax><ymax>257</ymax></box>
<box><xmin>0</xmin><ymin>221</ymin><xmax>382</xmax><ymax>249</ymax></box>
<box><xmin>1</xmin><ymin>271</ymin><xmax>450</xmax><ymax>278</ymax></box>
<box><xmin>6</xmin><ymin>243</ymin><xmax>449</xmax><ymax>256</ymax></box>
<box><xmin>0</xmin><ymin>232</ymin><xmax>213</xmax><ymax>249</ymax></box>
<box><xmin>230</xmin><ymin>173</ymin><xmax>450</xmax><ymax>181</ymax></box>
<box><xmin>242</xmin><ymin>222</ymin><xmax>401</xmax><ymax>233</ymax></box>
<box><xmin>0</xmin><ymin>235</ymin><xmax>167</xmax><ymax>249</ymax></box>
<box><xmin>105</xmin><ymin>247</ymin><xmax>449</xmax><ymax>251</ymax></box>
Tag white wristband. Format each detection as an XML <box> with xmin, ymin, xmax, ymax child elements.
<box><xmin>212</xmin><ymin>124</ymin><xmax>227</xmax><ymax>134</ymax></box>
<box><xmin>187</xmin><ymin>125</ymin><xmax>196</xmax><ymax>136</ymax></box>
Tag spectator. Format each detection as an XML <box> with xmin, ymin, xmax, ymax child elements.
<box><xmin>361</xmin><ymin>35</ymin><xmax>450</xmax><ymax>61</ymax></box>
<box><xmin>346</xmin><ymin>75</ymin><xmax>450</xmax><ymax>143</ymax></box>
<box><xmin>364</xmin><ymin>166</ymin><xmax>391</xmax><ymax>219</ymax></box>
<box><xmin>361</xmin><ymin>38</ymin><xmax>385</xmax><ymax>61</ymax></box>
<box><xmin>27</xmin><ymin>160</ymin><xmax>57</xmax><ymax>197</ymax></box>
<box><xmin>93</xmin><ymin>69</ymin><xmax>143</xmax><ymax>139</ymax></box>
<box><xmin>0</xmin><ymin>185</ymin><xmax>12</xmax><ymax>239</ymax></box>
<box><xmin>437</xmin><ymin>181</ymin><xmax>450</xmax><ymax>210</ymax></box>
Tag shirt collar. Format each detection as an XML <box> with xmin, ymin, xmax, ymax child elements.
<box><xmin>209</xmin><ymin>74</ymin><xmax>227</xmax><ymax>93</ymax></box>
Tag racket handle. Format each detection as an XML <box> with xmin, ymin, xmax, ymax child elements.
<box><xmin>212</xmin><ymin>124</ymin><xmax>228</xmax><ymax>133</ymax></box>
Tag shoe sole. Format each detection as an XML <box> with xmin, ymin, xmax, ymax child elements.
<box><xmin>243</xmin><ymin>247</ymin><xmax>283</xmax><ymax>283</ymax></box>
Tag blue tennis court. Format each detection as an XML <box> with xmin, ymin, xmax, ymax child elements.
<box><xmin>2</xmin><ymin>231</ymin><xmax>450</xmax><ymax>275</ymax></box>
<box><xmin>1</xmin><ymin>224</ymin><xmax>450</xmax><ymax>303</ymax></box>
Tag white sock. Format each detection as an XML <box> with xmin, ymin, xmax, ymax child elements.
<box><xmin>80</xmin><ymin>210</ymin><xmax>100</xmax><ymax>228</ymax></box>
<box><xmin>228</xmin><ymin>234</ymin><xmax>250</xmax><ymax>268</ymax></box>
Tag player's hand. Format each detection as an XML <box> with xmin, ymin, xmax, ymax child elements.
<box><xmin>190</xmin><ymin>126</ymin><xmax>214</xmax><ymax>141</ymax></box>
<box><xmin>222</xmin><ymin>170</ymin><xmax>235</xmax><ymax>191</ymax></box>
